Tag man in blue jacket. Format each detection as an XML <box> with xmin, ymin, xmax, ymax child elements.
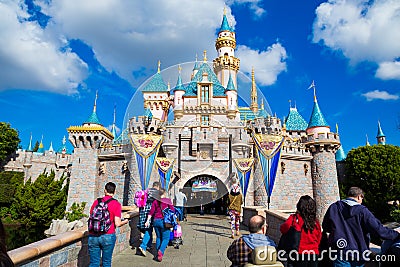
<box><xmin>322</xmin><ymin>187</ymin><xmax>400</xmax><ymax>267</ymax></box>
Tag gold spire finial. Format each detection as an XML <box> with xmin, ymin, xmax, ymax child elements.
<box><xmin>157</xmin><ymin>60</ymin><xmax>161</xmax><ymax>73</ymax></box>
<box><xmin>250</xmin><ymin>67</ymin><xmax>258</xmax><ymax>113</ymax></box>
<box><xmin>336</xmin><ymin>123</ymin><xmax>339</xmax><ymax>134</ymax></box>
<box><xmin>203</xmin><ymin>50</ymin><xmax>207</xmax><ymax>62</ymax></box>
<box><xmin>93</xmin><ymin>90</ymin><xmax>98</xmax><ymax>113</ymax></box>
<box><xmin>178</xmin><ymin>64</ymin><xmax>182</xmax><ymax>74</ymax></box>
<box><xmin>224</xmin><ymin>6</ymin><xmax>227</xmax><ymax>15</ymax></box>
<box><xmin>261</xmin><ymin>99</ymin><xmax>264</xmax><ymax>109</ymax></box>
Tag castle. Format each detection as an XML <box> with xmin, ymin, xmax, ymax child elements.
<box><xmin>7</xmin><ymin>11</ymin><xmax>389</xmax><ymax>221</ymax></box>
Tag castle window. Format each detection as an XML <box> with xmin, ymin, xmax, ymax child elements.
<box><xmin>201</xmin><ymin>115</ymin><xmax>209</xmax><ymax>126</ymax></box>
<box><xmin>201</xmin><ymin>85</ymin><xmax>210</xmax><ymax>103</ymax></box>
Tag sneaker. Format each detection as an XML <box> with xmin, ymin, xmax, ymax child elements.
<box><xmin>236</xmin><ymin>231</ymin><xmax>240</xmax><ymax>236</ymax></box>
<box><xmin>138</xmin><ymin>247</ymin><xmax>147</xmax><ymax>257</ymax></box>
<box><xmin>157</xmin><ymin>250</ymin><xmax>163</xmax><ymax>262</ymax></box>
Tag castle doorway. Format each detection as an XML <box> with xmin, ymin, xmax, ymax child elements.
<box><xmin>182</xmin><ymin>175</ymin><xmax>229</xmax><ymax>215</ymax></box>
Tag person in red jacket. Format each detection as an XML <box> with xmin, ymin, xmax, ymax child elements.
<box><xmin>280</xmin><ymin>195</ymin><xmax>322</xmax><ymax>267</ymax></box>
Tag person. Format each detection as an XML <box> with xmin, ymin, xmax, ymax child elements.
<box><xmin>380</xmin><ymin>226</ymin><xmax>400</xmax><ymax>267</ymax></box>
<box><xmin>137</xmin><ymin>181</ymin><xmax>161</xmax><ymax>257</ymax></box>
<box><xmin>174</xmin><ymin>188</ymin><xmax>187</xmax><ymax>221</ymax></box>
<box><xmin>280</xmin><ymin>195</ymin><xmax>322</xmax><ymax>267</ymax></box>
<box><xmin>227</xmin><ymin>215</ymin><xmax>276</xmax><ymax>267</ymax></box>
<box><xmin>88</xmin><ymin>182</ymin><xmax>128</xmax><ymax>267</ymax></box>
<box><xmin>0</xmin><ymin>219</ymin><xmax>14</xmax><ymax>267</ymax></box>
<box><xmin>145</xmin><ymin>188</ymin><xmax>175</xmax><ymax>262</ymax></box>
<box><xmin>322</xmin><ymin>187</ymin><xmax>400</xmax><ymax>267</ymax></box>
<box><xmin>228</xmin><ymin>183</ymin><xmax>243</xmax><ymax>238</ymax></box>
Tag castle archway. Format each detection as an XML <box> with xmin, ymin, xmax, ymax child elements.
<box><xmin>182</xmin><ymin>174</ymin><xmax>229</xmax><ymax>215</ymax></box>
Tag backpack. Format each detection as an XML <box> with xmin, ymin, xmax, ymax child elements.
<box><xmin>162</xmin><ymin>206</ymin><xmax>177</xmax><ymax>229</ymax></box>
<box><xmin>134</xmin><ymin>190</ymin><xmax>148</xmax><ymax>208</ymax></box>
<box><xmin>88</xmin><ymin>198</ymin><xmax>115</xmax><ymax>233</ymax></box>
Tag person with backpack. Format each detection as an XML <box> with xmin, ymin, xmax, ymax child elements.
<box><xmin>88</xmin><ymin>182</ymin><xmax>128</xmax><ymax>267</ymax></box>
<box><xmin>137</xmin><ymin>181</ymin><xmax>161</xmax><ymax>257</ymax></box>
<box><xmin>144</xmin><ymin>188</ymin><xmax>175</xmax><ymax>262</ymax></box>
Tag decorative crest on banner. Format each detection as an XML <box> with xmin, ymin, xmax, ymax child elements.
<box><xmin>233</xmin><ymin>158</ymin><xmax>255</xmax><ymax>173</ymax></box>
<box><xmin>156</xmin><ymin>158</ymin><xmax>175</xmax><ymax>173</ymax></box>
<box><xmin>253</xmin><ymin>134</ymin><xmax>285</xmax><ymax>159</ymax></box>
<box><xmin>130</xmin><ymin>134</ymin><xmax>163</xmax><ymax>158</ymax></box>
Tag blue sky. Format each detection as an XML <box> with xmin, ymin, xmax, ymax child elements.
<box><xmin>1</xmin><ymin>0</ymin><xmax>400</xmax><ymax>154</ymax></box>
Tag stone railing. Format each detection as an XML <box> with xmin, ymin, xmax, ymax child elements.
<box><xmin>8</xmin><ymin>207</ymin><xmax>140</xmax><ymax>267</ymax></box>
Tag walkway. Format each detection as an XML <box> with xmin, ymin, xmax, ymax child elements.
<box><xmin>112</xmin><ymin>214</ymin><xmax>249</xmax><ymax>267</ymax></box>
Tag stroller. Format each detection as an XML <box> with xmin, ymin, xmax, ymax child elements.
<box><xmin>170</xmin><ymin>224</ymin><xmax>183</xmax><ymax>249</ymax></box>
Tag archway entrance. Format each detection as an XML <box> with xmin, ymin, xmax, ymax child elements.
<box><xmin>183</xmin><ymin>175</ymin><xmax>229</xmax><ymax>215</ymax></box>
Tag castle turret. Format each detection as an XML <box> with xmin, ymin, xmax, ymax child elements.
<box><xmin>173</xmin><ymin>65</ymin><xmax>185</xmax><ymax>119</ymax></box>
<box><xmin>213</xmin><ymin>8</ymin><xmax>240</xmax><ymax>88</ymax></box>
<box><xmin>141</xmin><ymin>61</ymin><xmax>170</xmax><ymax>122</ymax></box>
<box><xmin>66</xmin><ymin>92</ymin><xmax>114</xmax><ymax>213</ymax></box>
<box><xmin>376</xmin><ymin>121</ymin><xmax>386</xmax><ymax>145</ymax></box>
<box><xmin>304</xmin><ymin>85</ymin><xmax>340</xmax><ymax>222</ymax></box>
<box><xmin>225</xmin><ymin>72</ymin><xmax>238</xmax><ymax>119</ymax></box>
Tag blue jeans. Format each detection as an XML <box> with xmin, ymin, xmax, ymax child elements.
<box><xmin>139</xmin><ymin>226</ymin><xmax>153</xmax><ymax>250</ymax></box>
<box><xmin>153</xmin><ymin>219</ymin><xmax>171</xmax><ymax>254</ymax></box>
<box><xmin>333</xmin><ymin>259</ymin><xmax>364</xmax><ymax>267</ymax></box>
<box><xmin>176</xmin><ymin>206</ymin><xmax>184</xmax><ymax>221</ymax></box>
<box><xmin>88</xmin><ymin>233</ymin><xmax>116</xmax><ymax>267</ymax></box>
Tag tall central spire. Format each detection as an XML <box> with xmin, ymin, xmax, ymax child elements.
<box><xmin>250</xmin><ymin>67</ymin><xmax>258</xmax><ymax>113</ymax></box>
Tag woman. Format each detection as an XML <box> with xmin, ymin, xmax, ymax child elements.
<box><xmin>145</xmin><ymin>188</ymin><xmax>174</xmax><ymax>262</ymax></box>
<box><xmin>227</xmin><ymin>183</ymin><xmax>243</xmax><ymax>239</ymax></box>
<box><xmin>280</xmin><ymin>195</ymin><xmax>322</xmax><ymax>267</ymax></box>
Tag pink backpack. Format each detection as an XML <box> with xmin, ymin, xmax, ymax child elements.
<box><xmin>174</xmin><ymin>224</ymin><xmax>182</xmax><ymax>238</ymax></box>
<box><xmin>134</xmin><ymin>190</ymin><xmax>148</xmax><ymax>208</ymax></box>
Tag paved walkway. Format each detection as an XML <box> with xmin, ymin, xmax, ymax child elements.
<box><xmin>113</xmin><ymin>214</ymin><xmax>249</xmax><ymax>267</ymax></box>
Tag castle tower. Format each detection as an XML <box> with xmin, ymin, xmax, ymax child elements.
<box><xmin>376</xmin><ymin>121</ymin><xmax>386</xmax><ymax>145</ymax></box>
<box><xmin>213</xmin><ymin>9</ymin><xmax>240</xmax><ymax>89</ymax></box>
<box><xmin>225</xmin><ymin>72</ymin><xmax>238</xmax><ymax>119</ymax></box>
<box><xmin>141</xmin><ymin>61</ymin><xmax>170</xmax><ymax>122</ymax></box>
<box><xmin>250</xmin><ymin>68</ymin><xmax>258</xmax><ymax>114</ymax></box>
<box><xmin>111</xmin><ymin>105</ymin><xmax>117</xmax><ymax>141</ymax></box>
<box><xmin>66</xmin><ymin>93</ymin><xmax>114</xmax><ymax>212</ymax></box>
<box><xmin>173</xmin><ymin>65</ymin><xmax>185</xmax><ymax>120</ymax></box>
<box><xmin>304</xmin><ymin>86</ymin><xmax>340</xmax><ymax>222</ymax></box>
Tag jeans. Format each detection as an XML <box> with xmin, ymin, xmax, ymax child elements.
<box><xmin>88</xmin><ymin>233</ymin><xmax>116</xmax><ymax>267</ymax></box>
<box><xmin>333</xmin><ymin>259</ymin><xmax>364</xmax><ymax>267</ymax></box>
<box><xmin>176</xmin><ymin>206</ymin><xmax>184</xmax><ymax>221</ymax></box>
<box><xmin>153</xmin><ymin>218</ymin><xmax>171</xmax><ymax>254</ymax></box>
<box><xmin>139</xmin><ymin>226</ymin><xmax>153</xmax><ymax>250</ymax></box>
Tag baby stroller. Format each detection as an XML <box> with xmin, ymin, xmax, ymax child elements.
<box><xmin>171</xmin><ymin>224</ymin><xmax>183</xmax><ymax>249</ymax></box>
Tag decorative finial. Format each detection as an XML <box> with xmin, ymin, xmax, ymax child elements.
<box><xmin>178</xmin><ymin>64</ymin><xmax>182</xmax><ymax>74</ymax></box>
<box><xmin>168</xmin><ymin>80</ymin><xmax>171</xmax><ymax>90</ymax></box>
<box><xmin>157</xmin><ymin>60</ymin><xmax>161</xmax><ymax>73</ymax></box>
<box><xmin>93</xmin><ymin>90</ymin><xmax>98</xmax><ymax>113</ymax></box>
<box><xmin>62</xmin><ymin>136</ymin><xmax>66</xmax><ymax>145</ymax></box>
<box><xmin>195</xmin><ymin>54</ymin><xmax>198</xmax><ymax>62</ymax></box>
<box><xmin>336</xmin><ymin>123</ymin><xmax>339</xmax><ymax>134</ymax></box>
<box><xmin>261</xmin><ymin>99</ymin><xmax>264</xmax><ymax>109</ymax></box>
<box><xmin>203</xmin><ymin>50</ymin><xmax>207</xmax><ymax>62</ymax></box>
<box><xmin>113</xmin><ymin>104</ymin><xmax>116</xmax><ymax>125</ymax></box>
<box><xmin>251</xmin><ymin>67</ymin><xmax>255</xmax><ymax>82</ymax></box>
<box><xmin>308</xmin><ymin>80</ymin><xmax>316</xmax><ymax>102</ymax></box>
<box><xmin>224</xmin><ymin>6</ymin><xmax>227</xmax><ymax>15</ymax></box>
<box><xmin>289</xmin><ymin>99</ymin><xmax>292</xmax><ymax>109</ymax></box>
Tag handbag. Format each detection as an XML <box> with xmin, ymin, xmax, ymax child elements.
<box><xmin>278</xmin><ymin>214</ymin><xmax>301</xmax><ymax>253</ymax></box>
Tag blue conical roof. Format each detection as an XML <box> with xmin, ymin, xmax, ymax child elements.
<box><xmin>308</xmin><ymin>99</ymin><xmax>329</xmax><ymax>128</ymax></box>
<box><xmin>220</xmin><ymin>14</ymin><xmax>233</xmax><ymax>32</ymax></box>
<box><xmin>86</xmin><ymin>111</ymin><xmax>101</xmax><ymax>124</ymax></box>
<box><xmin>144</xmin><ymin>107</ymin><xmax>153</xmax><ymax>119</ymax></box>
<box><xmin>285</xmin><ymin>107</ymin><xmax>308</xmax><ymax>131</ymax></box>
<box><xmin>36</xmin><ymin>141</ymin><xmax>44</xmax><ymax>154</ymax></box>
<box><xmin>141</xmin><ymin>72</ymin><xmax>168</xmax><ymax>92</ymax></box>
<box><xmin>193</xmin><ymin>61</ymin><xmax>200</xmax><ymax>71</ymax></box>
<box><xmin>226</xmin><ymin>73</ymin><xmax>236</xmax><ymax>91</ymax></box>
<box><xmin>377</xmin><ymin>121</ymin><xmax>385</xmax><ymax>137</ymax></box>
<box><xmin>174</xmin><ymin>73</ymin><xmax>185</xmax><ymax>92</ymax></box>
<box><xmin>335</xmin><ymin>145</ymin><xmax>346</xmax><ymax>161</ymax></box>
<box><xmin>185</xmin><ymin>63</ymin><xmax>225</xmax><ymax>96</ymax></box>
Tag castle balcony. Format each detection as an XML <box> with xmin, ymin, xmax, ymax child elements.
<box><xmin>98</xmin><ymin>144</ymin><xmax>130</xmax><ymax>160</ymax></box>
<box><xmin>304</xmin><ymin>132</ymin><xmax>341</xmax><ymax>153</ymax></box>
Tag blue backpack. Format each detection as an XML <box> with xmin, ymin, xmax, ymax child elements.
<box><xmin>162</xmin><ymin>206</ymin><xmax>177</xmax><ymax>228</ymax></box>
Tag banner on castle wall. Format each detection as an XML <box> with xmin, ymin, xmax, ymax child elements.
<box><xmin>130</xmin><ymin>134</ymin><xmax>163</xmax><ymax>190</ymax></box>
<box><xmin>253</xmin><ymin>134</ymin><xmax>284</xmax><ymax>208</ymax></box>
<box><xmin>156</xmin><ymin>157</ymin><xmax>175</xmax><ymax>190</ymax></box>
<box><xmin>233</xmin><ymin>158</ymin><xmax>255</xmax><ymax>198</ymax></box>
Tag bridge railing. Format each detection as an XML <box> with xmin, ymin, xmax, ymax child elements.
<box><xmin>8</xmin><ymin>207</ymin><xmax>140</xmax><ymax>267</ymax></box>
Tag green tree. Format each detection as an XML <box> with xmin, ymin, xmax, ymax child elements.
<box><xmin>9</xmin><ymin>170</ymin><xmax>69</xmax><ymax>227</ymax></box>
<box><xmin>0</xmin><ymin>122</ymin><xmax>20</xmax><ymax>163</ymax></box>
<box><xmin>32</xmin><ymin>141</ymin><xmax>39</xmax><ymax>152</ymax></box>
<box><xmin>344</xmin><ymin>145</ymin><xmax>400</xmax><ymax>222</ymax></box>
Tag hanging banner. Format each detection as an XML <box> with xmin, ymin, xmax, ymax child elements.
<box><xmin>253</xmin><ymin>134</ymin><xmax>284</xmax><ymax>208</ymax></box>
<box><xmin>233</xmin><ymin>158</ymin><xmax>255</xmax><ymax>198</ymax></box>
<box><xmin>130</xmin><ymin>134</ymin><xmax>163</xmax><ymax>190</ymax></box>
<box><xmin>192</xmin><ymin>178</ymin><xmax>217</xmax><ymax>192</ymax></box>
<box><xmin>156</xmin><ymin>158</ymin><xmax>175</xmax><ymax>190</ymax></box>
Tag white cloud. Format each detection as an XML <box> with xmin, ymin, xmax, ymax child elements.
<box><xmin>0</xmin><ymin>0</ymin><xmax>280</xmax><ymax>94</ymax></box>
<box><xmin>376</xmin><ymin>61</ymin><xmax>400</xmax><ymax>80</ymax></box>
<box><xmin>236</xmin><ymin>43</ymin><xmax>287</xmax><ymax>86</ymax></box>
<box><xmin>312</xmin><ymin>0</ymin><xmax>400</xmax><ymax>79</ymax></box>
<box><xmin>0</xmin><ymin>1</ymin><xmax>88</xmax><ymax>94</ymax></box>
<box><xmin>362</xmin><ymin>90</ymin><xmax>399</xmax><ymax>101</ymax></box>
